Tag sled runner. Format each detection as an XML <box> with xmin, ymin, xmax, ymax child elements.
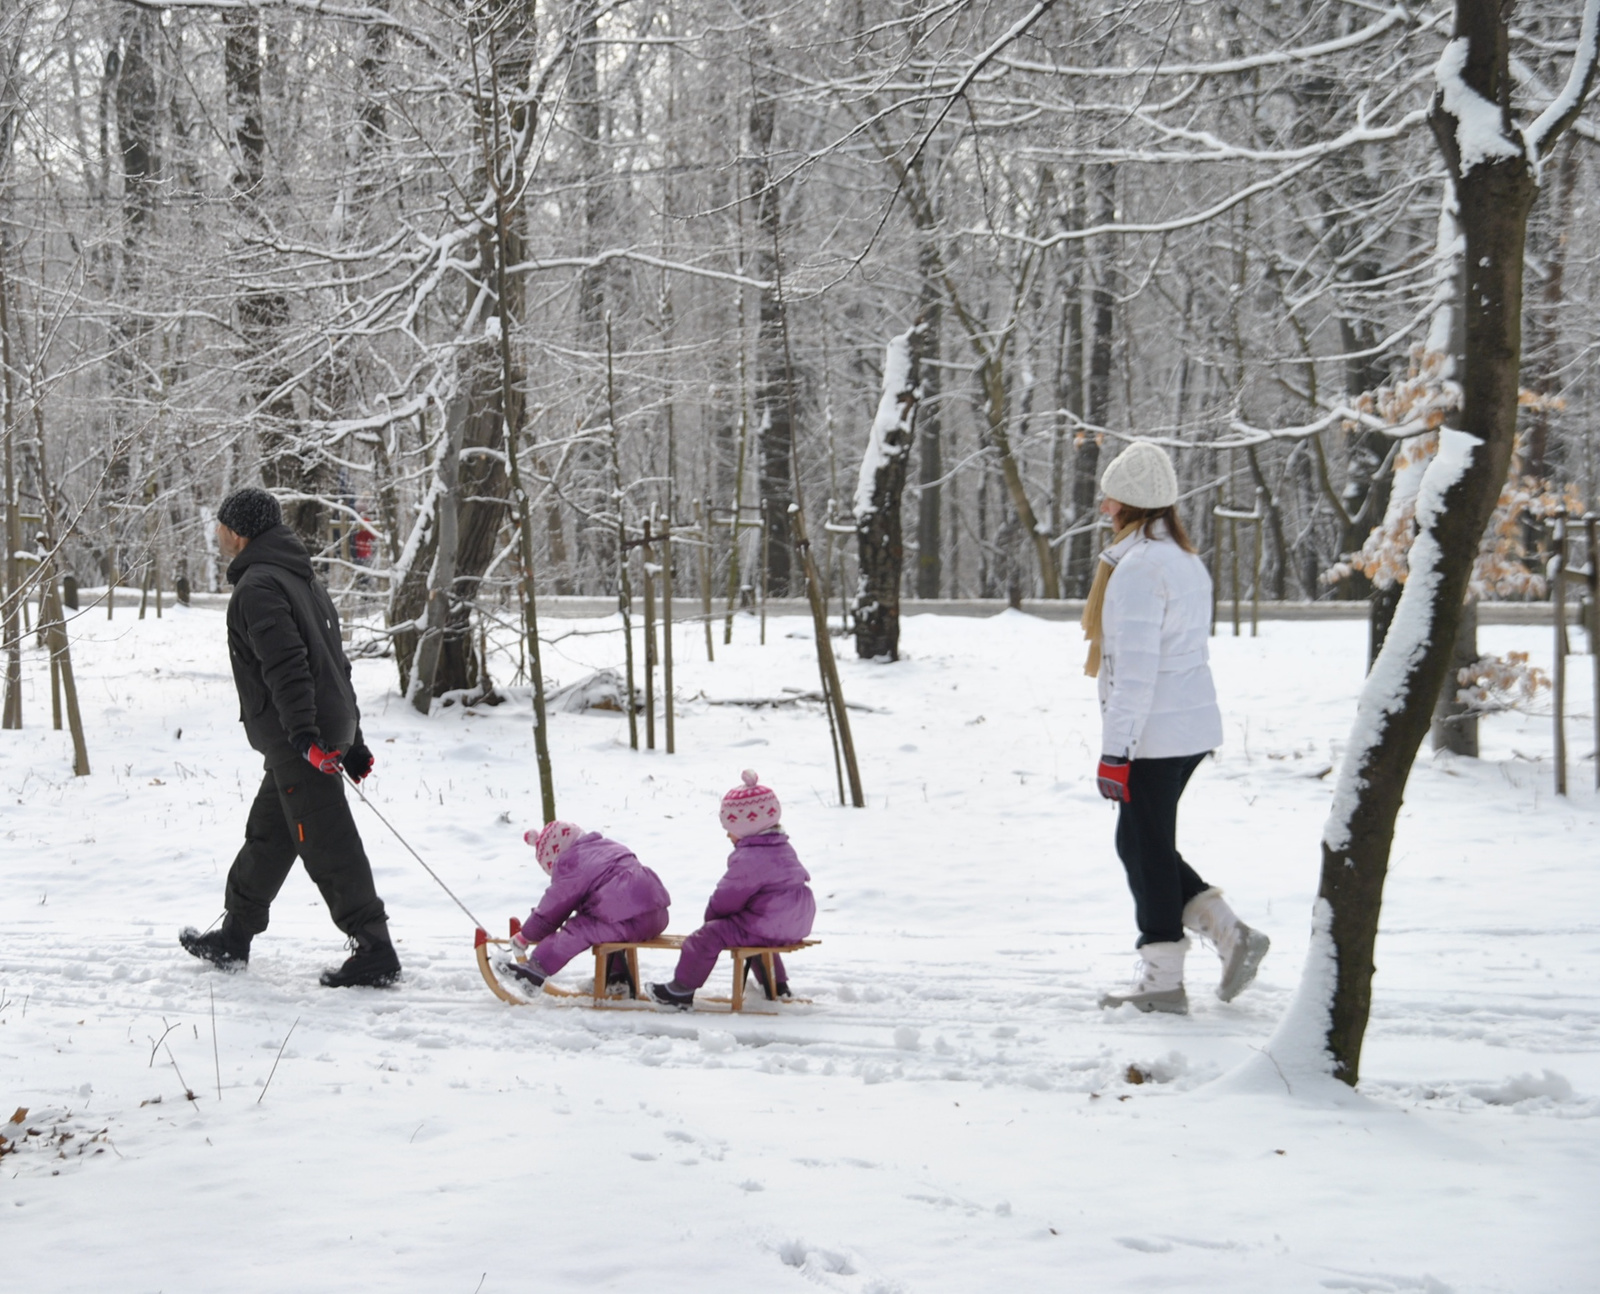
<box><xmin>474</xmin><ymin>923</ymin><xmax>818</xmax><ymax>1011</ymax></box>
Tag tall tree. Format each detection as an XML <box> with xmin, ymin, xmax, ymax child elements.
<box><xmin>1306</xmin><ymin>0</ymin><xmax>1599</xmax><ymax>1086</ymax></box>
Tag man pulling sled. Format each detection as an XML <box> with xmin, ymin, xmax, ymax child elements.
<box><xmin>180</xmin><ymin>488</ymin><xmax>400</xmax><ymax>989</ymax></box>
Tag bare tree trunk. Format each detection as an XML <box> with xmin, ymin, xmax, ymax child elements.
<box><xmin>853</xmin><ymin>325</ymin><xmax>922</xmax><ymax>660</ymax></box>
<box><xmin>1</xmin><ymin>234</ymin><xmax>20</xmax><ymax>729</ymax></box>
<box><xmin>748</xmin><ymin>39</ymin><xmax>793</xmax><ymax>596</ymax></box>
<box><xmin>565</xmin><ymin>0</ymin><xmax>607</xmax><ymax>596</ymax></box>
<box><xmin>103</xmin><ymin>5</ymin><xmax>161</xmax><ymax>591</ymax></box>
<box><xmin>409</xmin><ymin>392</ymin><xmax>466</xmax><ymax>711</ymax></box>
<box><xmin>225</xmin><ymin>10</ymin><xmax>322</xmax><ymax>545</ymax></box>
<box><xmin>912</xmin><ymin>178</ymin><xmax>943</xmax><ymax>600</ymax></box>
<box><xmin>1246</xmin><ymin>446</ymin><xmax>1289</xmax><ymax>600</ymax></box>
<box><xmin>18</xmin><ymin>353</ymin><xmax>89</xmax><ymax>774</ymax></box>
<box><xmin>976</xmin><ymin>352</ymin><xmax>1060</xmax><ymax>601</ymax></box>
<box><xmin>1523</xmin><ymin>135</ymin><xmax>1581</xmax><ymax>480</ymax></box>
<box><xmin>1430</xmin><ymin>595</ymin><xmax>1480</xmax><ymax>756</ymax></box>
<box><xmin>1051</xmin><ymin>172</ymin><xmax>1085</xmax><ymax>591</ymax></box>
<box><xmin>1066</xmin><ymin>164</ymin><xmax>1115</xmax><ymax>596</ymax></box>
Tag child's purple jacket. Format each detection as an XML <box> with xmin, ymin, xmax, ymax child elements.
<box><xmin>704</xmin><ymin>831</ymin><xmax>815</xmax><ymax>941</ymax></box>
<box><xmin>521</xmin><ymin>833</ymin><xmax>671</xmax><ymax>943</ymax></box>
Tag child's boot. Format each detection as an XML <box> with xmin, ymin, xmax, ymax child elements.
<box><xmin>503</xmin><ymin>957</ymin><xmax>546</xmax><ymax>991</ymax></box>
<box><xmin>746</xmin><ymin>958</ymin><xmax>791</xmax><ymax>1000</ymax></box>
<box><xmin>1182</xmin><ymin>888</ymin><xmax>1270</xmax><ymax>1002</ymax></box>
<box><xmin>605</xmin><ymin>950</ymin><xmax>637</xmax><ymax>999</ymax></box>
<box><xmin>649</xmin><ymin>980</ymin><xmax>694</xmax><ymax>1010</ymax></box>
<box><xmin>1098</xmin><ymin>939</ymin><xmax>1189</xmax><ymax>1014</ymax></box>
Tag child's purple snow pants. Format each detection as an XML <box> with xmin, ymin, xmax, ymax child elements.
<box><xmin>531</xmin><ymin>907</ymin><xmax>670</xmax><ymax>976</ymax></box>
<box><xmin>672</xmin><ymin>918</ymin><xmax>791</xmax><ymax>990</ymax></box>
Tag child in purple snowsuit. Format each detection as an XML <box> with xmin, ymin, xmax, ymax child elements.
<box><xmin>506</xmin><ymin>821</ymin><xmax>670</xmax><ymax>996</ymax></box>
<box><xmin>649</xmin><ymin>770</ymin><xmax>815</xmax><ymax>1008</ymax></box>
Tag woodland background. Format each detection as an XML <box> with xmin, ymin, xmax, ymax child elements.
<box><xmin>0</xmin><ymin>0</ymin><xmax>1595</xmax><ymax>704</ymax></box>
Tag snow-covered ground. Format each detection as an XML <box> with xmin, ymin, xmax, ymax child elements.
<box><xmin>3</xmin><ymin>602</ymin><xmax>1596</xmax><ymax>1292</ymax></box>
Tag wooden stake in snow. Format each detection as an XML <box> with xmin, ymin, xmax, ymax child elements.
<box><xmin>1553</xmin><ymin>512</ymin><xmax>1568</xmax><ymax>796</ymax></box>
<box><xmin>643</xmin><ymin>517</ymin><xmax>657</xmax><ymax>751</ymax></box>
<box><xmin>662</xmin><ymin>516</ymin><xmax>675</xmax><ymax>755</ymax></box>
<box><xmin>698</xmin><ymin>499</ymin><xmax>714</xmax><ymax>662</ymax></box>
<box><xmin>759</xmin><ymin>499</ymin><xmax>770</xmax><ymax>647</ymax></box>
<box><xmin>790</xmin><ymin>505</ymin><xmax>857</xmax><ymax>806</ymax></box>
<box><xmin>605</xmin><ymin>316</ymin><xmax>639</xmax><ymax>752</ymax></box>
<box><xmin>1588</xmin><ymin>514</ymin><xmax>1600</xmax><ymax>790</ymax></box>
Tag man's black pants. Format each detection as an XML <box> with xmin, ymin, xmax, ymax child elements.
<box><xmin>225</xmin><ymin>756</ymin><xmax>387</xmax><ymax>941</ymax></box>
<box><xmin>1114</xmin><ymin>752</ymin><xmax>1211</xmax><ymax>947</ymax></box>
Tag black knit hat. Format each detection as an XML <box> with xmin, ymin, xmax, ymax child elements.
<box><xmin>216</xmin><ymin>487</ymin><xmax>283</xmax><ymax>540</ymax></box>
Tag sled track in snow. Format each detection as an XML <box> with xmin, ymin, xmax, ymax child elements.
<box><xmin>7</xmin><ymin>924</ymin><xmax>1594</xmax><ymax>1108</ymax></box>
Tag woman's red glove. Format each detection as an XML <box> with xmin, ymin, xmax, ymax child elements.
<box><xmin>1096</xmin><ymin>756</ymin><xmax>1131</xmax><ymax>802</ymax></box>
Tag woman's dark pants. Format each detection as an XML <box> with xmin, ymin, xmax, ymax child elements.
<box><xmin>1115</xmin><ymin>752</ymin><xmax>1210</xmax><ymax>946</ymax></box>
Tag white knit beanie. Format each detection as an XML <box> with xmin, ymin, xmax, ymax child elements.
<box><xmin>1100</xmin><ymin>441</ymin><xmax>1179</xmax><ymax>510</ymax></box>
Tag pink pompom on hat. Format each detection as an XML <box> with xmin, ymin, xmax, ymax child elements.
<box><xmin>721</xmin><ymin>769</ymin><xmax>781</xmax><ymax>838</ymax></box>
<box><xmin>525</xmin><ymin>820</ymin><xmax>581</xmax><ymax>875</ymax></box>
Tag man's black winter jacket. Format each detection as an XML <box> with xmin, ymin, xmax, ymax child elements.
<box><xmin>226</xmin><ymin>524</ymin><xmax>361</xmax><ymax>761</ymax></box>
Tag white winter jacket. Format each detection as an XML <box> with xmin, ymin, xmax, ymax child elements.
<box><xmin>1096</xmin><ymin>522</ymin><xmax>1224</xmax><ymax>760</ymax></box>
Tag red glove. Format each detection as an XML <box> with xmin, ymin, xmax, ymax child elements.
<box><xmin>1096</xmin><ymin>755</ymin><xmax>1131</xmax><ymax>802</ymax></box>
<box><xmin>294</xmin><ymin>734</ymin><xmax>344</xmax><ymax>776</ymax></box>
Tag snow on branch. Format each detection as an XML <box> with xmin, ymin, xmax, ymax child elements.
<box><xmin>506</xmin><ymin>249</ymin><xmax>772</xmax><ymax>292</ymax></box>
<box><xmin>1104</xmin><ymin>109</ymin><xmax>1429</xmax><ymax>168</ymax></box>
<box><xmin>1525</xmin><ymin>0</ymin><xmax>1600</xmax><ymax>157</ymax></box>
<box><xmin>306</xmin><ymin>394</ymin><xmax>431</xmax><ymax>446</ymax></box>
<box><xmin>996</xmin><ymin>7</ymin><xmax>1412</xmax><ymax>80</ymax></box>
<box><xmin>981</xmin><ymin>153</ymin><xmax>1325</xmax><ymax>249</ymax></box>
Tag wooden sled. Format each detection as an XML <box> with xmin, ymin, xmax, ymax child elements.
<box><xmin>473</xmin><ymin>922</ymin><xmax>660</xmax><ymax>1009</ymax></box>
<box><xmin>474</xmin><ymin>923</ymin><xmax>819</xmax><ymax>1012</ymax></box>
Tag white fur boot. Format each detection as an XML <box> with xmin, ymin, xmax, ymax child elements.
<box><xmin>1182</xmin><ymin>887</ymin><xmax>1270</xmax><ymax>1002</ymax></box>
<box><xmin>1098</xmin><ymin>938</ymin><xmax>1189</xmax><ymax>1015</ymax></box>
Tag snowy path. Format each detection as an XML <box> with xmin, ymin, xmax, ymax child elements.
<box><xmin>3</xmin><ymin>607</ymin><xmax>1596</xmax><ymax>1291</ymax></box>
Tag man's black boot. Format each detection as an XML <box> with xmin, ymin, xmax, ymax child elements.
<box><xmin>179</xmin><ymin>916</ymin><xmax>252</xmax><ymax>969</ymax></box>
<box><xmin>320</xmin><ymin>924</ymin><xmax>401</xmax><ymax>988</ymax></box>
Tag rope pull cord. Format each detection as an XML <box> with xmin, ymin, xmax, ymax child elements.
<box><xmin>351</xmin><ymin>781</ymin><xmax>487</xmax><ymax>931</ymax></box>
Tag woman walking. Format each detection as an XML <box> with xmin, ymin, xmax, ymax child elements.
<box><xmin>1083</xmin><ymin>441</ymin><xmax>1270</xmax><ymax>1014</ymax></box>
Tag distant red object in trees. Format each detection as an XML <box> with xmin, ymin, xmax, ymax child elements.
<box><xmin>351</xmin><ymin>528</ymin><xmax>375</xmax><ymax>563</ymax></box>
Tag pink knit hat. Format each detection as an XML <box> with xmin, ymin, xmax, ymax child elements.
<box><xmin>720</xmin><ymin>769</ymin><xmax>781</xmax><ymax>838</ymax></box>
<box><xmin>525</xmin><ymin>820</ymin><xmax>581</xmax><ymax>875</ymax></box>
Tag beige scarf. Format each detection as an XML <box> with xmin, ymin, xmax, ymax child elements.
<box><xmin>1081</xmin><ymin>521</ymin><xmax>1141</xmax><ymax>677</ymax></box>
